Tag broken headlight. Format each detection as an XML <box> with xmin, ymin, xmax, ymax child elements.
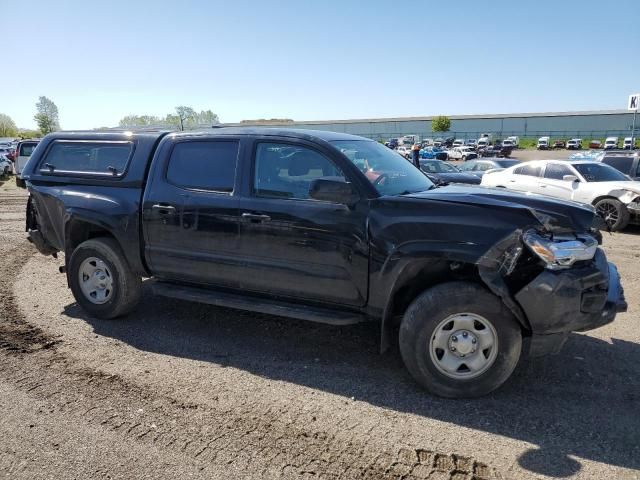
<box><xmin>522</xmin><ymin>231</ymin><xmax>598</xmax><ymax>269</ymax></box>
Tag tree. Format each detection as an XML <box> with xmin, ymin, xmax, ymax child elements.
<box><xmin>34</xmin><ymin>96</ymin><xmax>60</xmax><ymax>134</ymax></box>
<box><xmin>174</xmin><ymin>106</ymin><xmax>196</xmax><ymax>131</ymax></box>
<box><xmin>195</xmin><ymin>109</ymin><xmax>220</xmax><ymax>126</ymax></box>
<box><xmin>118</xmin><ymin>115</ymin><xmax>162</xmax><ymax>127</ymax></box>
<box><xmin>432</xmin><ymin>116</ymin><xmax>451</xmax><ymax>133</ymax></box>
<box><xmin>0</xmin><ymin>114</ymin><xmax>17</xmax><ymax>137</ymax></box>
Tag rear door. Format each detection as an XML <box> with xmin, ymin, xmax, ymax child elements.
<box><xmin>142</xmin><ymin>136</ymin><xmax>244</xmax><ymax>288</ymax></box>
<box><xmin>235</xmin><ymin>138</ymin><xmax>369</xmax><ymax>307</ymax></box>
<box><xmin>509</xmin><ymin>163</ymin><xmax>543</xmax><ymax>193</ymax></box>
<box><xmin>16</xmin><ymin>141</ymin><xmax>38</xmax><ymax>175</ymax></box>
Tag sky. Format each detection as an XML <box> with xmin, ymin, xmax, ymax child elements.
<box><xmin>2</xmin><ymin>0</ymin><xmax>639</xmax><ymax>130</ymax></box>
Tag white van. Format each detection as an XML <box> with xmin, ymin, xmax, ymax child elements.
<box><xmin>477</xmin><ymin>138</ymin><xmax>490</xmax><ymax>148</ymax></box>
<box><xmin>537</xmin><ymin>137</ymin><xmax>550</xmax><ymax>149</ymax></box>
<box><xmin>507</xmin><ymin>136</ymin><xmax>519</xmax><ymax>148</ymax></box>
<box><xmin>623</xmin><ymin>137</ymin><xmax>634</xmax><ymax>150</ymax></box>
<box><xmin>604</xmin><ymin>137</ymin><xmax>619</xmax><ymax>150</ymax></box>
<box><xmin>15</xmin><ymin>139</ymin><xmax>40</xmax><ymax>186</ymax></box>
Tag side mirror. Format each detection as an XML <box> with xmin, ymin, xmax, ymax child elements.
<box><xmin>309</xmin><ymin>178</ymin><xmax>359</xmax><ymax>206</ymax></box>
<box><xmin>563</xmin><ymin>175</ymin><xmax>579</xmax><ymax>183</ymax></box>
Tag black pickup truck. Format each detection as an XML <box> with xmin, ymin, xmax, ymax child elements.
<box><xmin>21</xmin><ymin>128</ymin><xmax>626</xmax><ymax>398</ymax></box>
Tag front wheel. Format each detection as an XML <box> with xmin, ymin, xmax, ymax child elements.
<box><xmin>399</xmin><ymin>282</ymin><xmax>522</xmax><ymax>398</ymax></box>
<box><xmin>594</xmin><ymin>198</ymin><xmax>630</xmax><ymax>231</ymax></box>
<box><xmin>68</xmin><ymin>237</ymin><xmax>141</xmax><ymax>319</ymax></box>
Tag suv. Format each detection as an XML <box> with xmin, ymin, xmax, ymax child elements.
<box><xmin>15</xmin><ymin>139</ymin><xmax>40</xmax><ymax>186</ymax></box>
<box><xmin>21</xmin><ymin>128</ymin><xmax>626</xmax><ymax>398</ymax></box>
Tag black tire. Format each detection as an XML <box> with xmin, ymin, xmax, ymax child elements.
<box><xmin>68</xmin><ymin>237</ymin><xmax>141</xmax><ymax>319</ymax></box>
<box><xmin>594</xmin><ymin>198</ymin><xmax>630</xmax><ymax>231</ymax></box>
<box><xmin>399</xmin><ymin>282</ymin><xmax>522</xmax><ymax>398</ymax></box>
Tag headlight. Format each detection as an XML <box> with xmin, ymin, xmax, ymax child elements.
<box><xmin>523</xmin><ymin>231</ymin><xmax>597</xmax><ymax>269</ymax></box>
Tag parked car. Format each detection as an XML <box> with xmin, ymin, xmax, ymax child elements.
<box><xmin>420</xmin><ymin>146</ymin><xmax>448</xmax><ymax>160</ymax></box>
<box><xmin>387</xmin><ymin>138</ymin><xmax>399</xmax><ymax>149</ymax></box>
<box><xmin>553</xmin><ymin>139</ymin><xmax>565</xmax><ymax>149</ymax></box>
<box><xmin>21</xmin><ymin>128</ymin><xmax>626</xmax><ymax>398</ymax></box>
<box><xmin>447</xmin><ymin>146</ymin><xmax>478</xmax><ymax>161</ymax></box>
<box><xmin>452</xmin><ymin>139</ymin><xmax>464</xmax><ymax>148</ymax></box>
<box><xmin>15</xmin><ymin>139</ymin><xmax>40</xmax><ymax>187</ymax></box>
<box><xmin>507</xmin><ymin>136</ymin><xmax>519</xmax><ymax>148</ymax></box>
<box><xmin>0</xmin><ymin>155</ymin><xmax>12</xmax><ymax>176</ymax></box>
<box><xmin>537</xmin><ymin>137</ymin><xmax>550</xmax><ymax>150</ymax></box>
<box><xmin>465</xmin><ymin>139</ymin><xmax>477</xmax><ymax>147</ymax></box>
<box><xmin>457</xmin><ymin>158</ymin><xmax>519</xmax><ymax>178</ymax></box>
<box><xmin>480</xmin><ymin>159</ymin><xmax>640</xmax><ymax>230</ymax></box>
<box><xmin>623</xmin><ymin>137</ymin><xmax>635</xmax><ymax>150</ymax></box>
<box><xmin>588</xmin><ymin>140</ymin><xmax>602</xmax><ymax>149</ymax></box>
<box><xmin>566</xmin><ymin>139</ymin><xmax>582</xmax><ymax>150</ymax></box>
<box><xmin>604</xmin><ymin>137</ymin><xmax>619</xmax><ymax>150</ymax></box>
<box><xmin>597</xmin><ymin>151</ymin><xmax>640</xmax><ymax>180</ymax></box>
<box><xmin>419</xmin><ymin>159</ymin><xmax>481</xmax><ymax>185</ymax></box>
<box><xmin>478</xmin><ymin>144</ymin><xmax>512</xmax><ymax>158</ymax></box>
<box><xmin>501</xmin><ymin>139</ymin><xmax>515</xmax><ymax>149</ymax></box>
<box><xmin>396</xmin><ymin>146</ymin><xmax>412</xmax><ymax>159</ymax></box>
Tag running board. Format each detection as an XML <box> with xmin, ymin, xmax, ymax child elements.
<box><xmin>151</xmin><ymin>281</ymin><xmax>366</xmax><ymax>326</ymax></box>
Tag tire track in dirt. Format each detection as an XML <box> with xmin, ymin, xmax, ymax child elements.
<box><xmin>0</xmin><ymin>196</ymin><xmax>502</xmax><ymax>480</ymax></box>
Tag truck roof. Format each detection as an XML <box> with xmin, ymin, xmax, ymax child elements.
<box><xmin>46</xmin><ymin>127</ymin><xmax>369</xmax><ymax>143</ymax></box>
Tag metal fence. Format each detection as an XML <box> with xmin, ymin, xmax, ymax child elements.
<box><xmin>354</xmin><ymin>130</ymin><xmax>635</xmax><ymax>142</ymax></box>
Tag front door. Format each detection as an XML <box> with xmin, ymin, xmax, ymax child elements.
<box><xmin>237</xmin><ymin>140</ymin><xmax>369</xmax><ymax>307</ymax></box>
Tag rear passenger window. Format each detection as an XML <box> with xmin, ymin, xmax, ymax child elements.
<box><xmin>19</xmin><ymin>143</ymin><xmax>37</xmax><ymax>157</ymax></box>
<box><xmin>41</xmin><ymin>141</ymin><xmax>133</xmax><ymax>176</ymax></box>
<box><xmin>514</xmin><ymin>165</ymin><xmax>542</xmax><ymax>177</ymax></box>
<box><xmin>166</xmin><ymin>141</ymin><xmax>238</xmax><ymax>192</ymax></box>
<box><xmin>543</xmin><ymin>163</ymin><xmax>573</xmax><ymax>180</ymax></box>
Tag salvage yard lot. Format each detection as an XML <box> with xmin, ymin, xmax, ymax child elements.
<box><xmin>0</xmin><ymin>185</ymin><xmax>638</xmax><ymax>479</ymax></box>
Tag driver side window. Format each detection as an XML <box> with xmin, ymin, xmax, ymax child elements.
<box><xmin>253</xmin><ymin>143</ymin><xmax>344</xmax><ymax>200</ymax></box>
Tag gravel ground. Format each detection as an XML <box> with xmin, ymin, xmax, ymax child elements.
<box><xmin>0</xmin><ymin>177</ymin><xmax>639</xmax><ymax>480</ymax></box>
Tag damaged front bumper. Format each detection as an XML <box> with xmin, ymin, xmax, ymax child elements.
<box><xmin>516</xmin><ymin>249</ymin><xmax>626</xmax><ymax>356</ymax></box>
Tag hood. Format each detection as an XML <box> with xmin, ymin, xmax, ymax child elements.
<box><xmin>427</xmin><ymin>172</ymin><xmax>482</xmax><ymax>184</ymax></box>
<box><xmin>403</xmin><ymin>185</ymin><xmax>596</xmax><ymax>233</ymax></box>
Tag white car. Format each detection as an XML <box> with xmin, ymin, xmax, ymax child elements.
<box><xmin>447</xmin><ymin>146</ymin><xmax>476</xmax><ymax>161</ymax></box>
<box><xmin>501</xmin><ymin>139</ymin><xmax>515</xmax><ymax>148</ymax></box>
<box><xmin>465</xmin><ymin>139</ymin><xmax>477</xmax><ymax>147</ymax></box>
<box><xmin>396</xmin><ymin>146</ymin><xmax>412</xmax><ymax>159</ymax></box>
<box><xmin>452</xmin><ymin>139</ymin><xmax>464</xmax><ymax>147</ymax></box>
<box><xmin>480</xmin><ymin>159</ymin><xmax>640</xmax><ymax>230</ymax></box>
<box><xmin>0</xmin><ymin>155</ymin><xmax>12</xmax><ymax>176</ymax></box>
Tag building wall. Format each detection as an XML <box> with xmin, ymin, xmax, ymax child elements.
<box><xmin>225</xmin><ymin>111</ymin><xmax>638</xmax><ymax>140</ymax></box>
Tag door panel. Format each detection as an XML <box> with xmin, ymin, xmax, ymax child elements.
<box><xmin>143</xmin><ymin>138</ymin><xmax>242</xmax><ymax>287</ymax></box>
<box><xmin>237</xmin><ymin>140</ymin><xmax>369</xmax><ymax>307</ymax></box>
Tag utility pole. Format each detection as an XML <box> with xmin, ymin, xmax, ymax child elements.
<box><xmin>629</xmin><ymin>93</ymin><xmax>639</xmax><ymax>149</ymax></box>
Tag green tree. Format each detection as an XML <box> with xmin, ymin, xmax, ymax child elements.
<box><xmin>195</xmin><ymin>109</ymin><xmax>220</xmax><ymax>126</ymax></box>
<box><xmin>118</xmin><ymin>115</ymin><xmax>162</xmax><ymax>127</ymax></box>
<box><xmin>0</xmin><ymin>114</ymin><xmax>18</xmax><ymax>137</ymax></box>
<box><xmin>174</xmin><ymin>106</ymin><xmax>196</xmax><ymax>131</ymax></box>
<box><xmin>34</xmin><ymin>96</ymin><xmax>60</xmax><ymax>135</ymax></box>
<box><xmin>432</xmin><ymin>115</ymin><xmax>451</xmax><ymax>133</ymax></box>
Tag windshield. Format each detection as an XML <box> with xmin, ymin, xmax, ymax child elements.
<box><xmin>332</xmin><ymin>140</ymin><xmax>434</xmax><ymax>195</ymax></box>
<box><xmin>573</xmin><ymin>163</ymin><xmax>630</xmax><ymax>182</ymax></box>
<box><xmin>421</xmin><ymin>160</ymin><xmax>458</xmax><ymax>173</ymax></box>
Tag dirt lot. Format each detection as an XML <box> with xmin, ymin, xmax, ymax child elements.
<box><xmin>0</xmin><ymin>178</ymin><xmax>638</xmax><ymax>480</ymax></box>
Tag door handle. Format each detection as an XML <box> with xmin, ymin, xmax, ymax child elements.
<box><xmin>151</xmin><ymin>204</ymin><xmax>176</xmax><ymax>214</ymax></box>
<box><xmin>242</xmin><ymin>212</ymin><xmax>271</xmax><ymax>223</ymax></box>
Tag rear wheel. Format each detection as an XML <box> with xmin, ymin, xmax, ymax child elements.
<box><xmin>594</xmin><ymin>198</ymin><xmax>630</xmax><ymax>231</ymax></box>
<box><xmin>68</xmin><ymin>238</ymin><xmax>141</xmax><ymax>319</ymax></box>
<box><xmin>399</xmin><ymin>282</ymin><xmax>522</xmax><ymax>398</ymax></box>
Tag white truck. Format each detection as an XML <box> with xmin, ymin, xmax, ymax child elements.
<box><xmin>604</xmin><ymin>137</ymin><xmax>619</xmax><ymax>150</ymax></box>
<box><xmin>537</xmin><ymin>136</ymin><xmax>550</xmax><ymax>150</ymax></box>
<box><xmin>623</xmin><ymin>137</ymin><xmax>635</xmax><ymax>150</ymax></box>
